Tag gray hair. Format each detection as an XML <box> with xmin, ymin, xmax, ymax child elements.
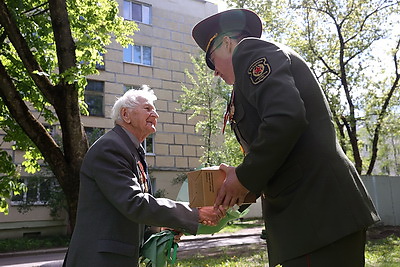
<box><xmin>111</xmin><ymin>85</ymin><xmax>157</xmax><ymax>124</ymax></box>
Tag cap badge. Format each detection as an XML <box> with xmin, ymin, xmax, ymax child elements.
<box><xmin>248</xmin><ymin>57</ymin><xmax>271</xmax><ymax>84</ymax></box>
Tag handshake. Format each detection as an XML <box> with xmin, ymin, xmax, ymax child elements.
<box><xmin>197</xmin><ymin>206</ymin><xmax>227</xmax><ymax>226</ymax></box>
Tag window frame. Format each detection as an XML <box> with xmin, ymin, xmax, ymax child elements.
<box><xmin>123</xmin><ymin>44</ymin><xmax>153</xmax><ymax>66</ymax></box>
<box><xmin>123</xmin><ymin>0</ymin><xmax>152</xmax><ymax>25</ymax></box>
<box><xmin>143</xmin><ymin>134</ymin><xmax>155</xmax><ymax>155</ymax></box>
<box><xmin>11</xmin><ymin>176</ymin><xmax>57</xmax><ymax>206</ymax></box>
<box><xmin>84</xmin><ymin>80</ymin><xmax>105</xmax><ymax>117</ymax></box>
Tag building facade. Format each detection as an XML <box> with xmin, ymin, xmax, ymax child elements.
<box><xmin>0</xmin><ymin>0</ymin><xmax>218</xmax><ymax>239</ymax></box>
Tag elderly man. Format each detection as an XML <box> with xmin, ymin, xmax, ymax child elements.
<box><xmin>64</xmin><ymin>86</ymin><xmax>224</xmax><ymax>267</ymax></box>
<box><xmin>192</xmin><ymin>9</ymin><xmax>380</xmax><ymax>267</ymax></box>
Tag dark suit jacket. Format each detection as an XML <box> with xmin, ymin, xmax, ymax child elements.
<box><xmin>65</xmin><ymin>125</ymin><xmax>198</xmax><ymax>267</ymax></box>
<box><xmin>231</xmin><ymin>38</ymin><xmax>380</xmax><ymax>265</ymax></box>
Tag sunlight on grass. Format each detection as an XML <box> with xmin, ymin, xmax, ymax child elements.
<box><xmin>365</xmin><ymin>235</ymin><xmax>400</xmax><ymax>267</ymax></box>
<box><xmin>171</xmin><ymin>235</ymin><xmax>399</xmax><ymax>267</ymax></box>
<box><xmin>176</xmin><ymin>251</ymin><xmax>269</xmax><ymax>267</ymax></box>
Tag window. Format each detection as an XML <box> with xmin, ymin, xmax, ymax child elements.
<box><xmin>123</xmin><ymin>1</ymin><xmax>151</xmax><ymax>24</ymax></box>
<box><xmin>85</xmin><ymin>80</ymin><xmax>104</xmax><ymax>117</ymax></box>
<box><xmin>124</xmin><ymin>45</ymin><xmax>152</xmax><ymax>66</ymax></box>
<box><xmin>124</xmin><ymin>84</ymin><xmax>141</xmax><ymax>92</ymax></box>
<box><xmin>11</xmin><ymin>177</ymin><xmax>56</xmax><ymax>205</ymax></box>
<box><xmin>143</xmin><ymin>134</ymin><xmax>154</xmax><ymax>154</ymax></box>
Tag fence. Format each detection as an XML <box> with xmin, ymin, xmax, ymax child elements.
<box><xmin>362</xmin><ymin>176</ymin><xmax>400</xmax><ymax>226</ymax></box>
<box><xmin>245</xmin><ymin>176</ymin><xmax>400</xmax><ymax>226</ymax></box>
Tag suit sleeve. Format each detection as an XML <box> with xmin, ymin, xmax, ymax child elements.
<box><xmin>84</xmin><ymin>134</ymin><xmax>199</xmax><ymax>234</ymax></box>
<box><xmin>233</xmin><ymin>39</ymin><xmax>308</xmax><ymax>194</ymax></box>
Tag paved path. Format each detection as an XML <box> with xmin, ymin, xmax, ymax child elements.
<box><xmin>179</xmin><ymin>226</ymin><xmax>266</xmax><ymax>257</ymax></box>
<box><xmin>0</xmin><ymin>227</ymin><xmax>266</xmax><ymax>267</ymax></box>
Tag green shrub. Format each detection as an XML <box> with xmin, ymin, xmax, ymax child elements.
<box><xmin>0</xmin><ymin>235</ymin><xmax>70</xmax><ymax>253</ymax></box>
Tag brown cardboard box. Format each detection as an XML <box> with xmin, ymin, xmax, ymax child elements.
<box><xmin>187</xmin><ymin>167</ymin><xmax>257</xmax><ymax>207</ymax></box>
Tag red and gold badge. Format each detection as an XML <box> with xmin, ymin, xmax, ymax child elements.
<box><xmin>137</xmin><ymin>161</ymin><xmax>149</xmax><ymax>193</ymax></box>
<box><xmin>248</xmin><ymin>57</ymin><xmax>271</xmax><ymax>85</ymax></box>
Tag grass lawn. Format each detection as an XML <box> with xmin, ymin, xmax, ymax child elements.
<box><xmin>172</xmin><ymin>221</ymin><xmax>400</xmax><ymax>267</ymax></box>
<box><xmin>365</xmin><ymin>235</ymin><xmax>400</xmax><ymax>266</ymax></box>
<box><xmin>172</xmin><ymin>235</ymin><xmax>400</xmax><ymax>267</ymax></box>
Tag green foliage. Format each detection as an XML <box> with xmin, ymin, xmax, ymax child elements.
<box><xmin>0</xmin><ymin>235</ymin><xmax>70</xmax><ymax>253</ymax></box>
<box><xmin>179</xmin><ymin>53</ymin><xmax>243</xmax><ymax>168</ymax></box>
<box><xmin>171</xmin><ymin>173</ymin><xmax>188</xmax><ymax>186</ymax></box>
<box><xmin>0</xmin><ymin>150</ymin><xmax>25</xmax><ymax>215</ymax></box>
<box><xmin>153</xmin><ymin>189</ymin><xmax>167</xmax><ymax>198</ymax></box>
<box><xmin>365</xmin><ymin>235</ymin><xmax>400</xmax><ymax>266</ymax></box>
<box><xmin>0</xmin><ymin>0</ymin><xmax>138</xmax><ymax>215</ymax></box>
<box><xmin>210</xmin><ymin>127</ymin><xmax>244</xmax><ymax>167</ymax></box>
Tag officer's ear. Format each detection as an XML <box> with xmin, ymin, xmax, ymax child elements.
<box><xmin>223</xmin><ymin>36</ymin><xmax>237</xmax><ymax>53</ymax></box>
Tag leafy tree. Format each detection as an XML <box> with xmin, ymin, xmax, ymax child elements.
<box><xmin>225</xmin><ymin>0</ymin><xmax>400</xmax><ymax>175</ymax></box>
<box><xmin>179</xmin><ymin>53</ymin><xmax>243</xmax><ymax>168</ymax></box>
<box><xmin>0</xmin><ymin>0</ymin><xmax>137</xmax><ymax>232</ymax></box>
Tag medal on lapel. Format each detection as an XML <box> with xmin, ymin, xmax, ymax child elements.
<box><xmin>222</xmin><ymin>91</ymin><xmax>235</xmax><ymax>134</ymax></box>
<box><xmin>137</xmin><ymin>161</ymin><xmax>149</xmax><ymax>193</ymax></box>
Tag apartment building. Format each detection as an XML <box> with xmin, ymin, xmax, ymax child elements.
<box><xmin>0</xmin><ymin>0</ymin><xmax>218</xmax><ymax>239</ymax></box>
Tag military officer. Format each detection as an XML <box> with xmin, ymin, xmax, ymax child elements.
<box><xmin>192</xmin><ymin>9</ymin><xmax>380</xmax><ymax>267</ymax></box>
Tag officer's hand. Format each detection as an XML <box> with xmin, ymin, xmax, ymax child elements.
<box><xmin>214</xmin><ymin>163</ymin><xmax>249</xmax><ymax>209</ymax></box>
<box><xmin>198</xmin><ymin>206</ymin><xmax>225</xmax><ymax>226</ymax></box>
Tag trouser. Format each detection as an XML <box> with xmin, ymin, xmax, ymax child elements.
<box><xmin>280</xmin><ymin>229</ymin><xmax>367</xmax><ymax>267</ymax></box>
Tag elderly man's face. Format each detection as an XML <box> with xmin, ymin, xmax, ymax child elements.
<box><xmin>122</xmin><ymin>96</ymin><xmax>159</xmax><ymax>142</ymax></box>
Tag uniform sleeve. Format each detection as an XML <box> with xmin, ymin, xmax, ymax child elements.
<box><xmin>86</xmin><ymin>135</ymin><xmax>199</xmax><ymax>234</ymax></box>
<box><xmin>232</xmin><ymin>39</ymin><xmax>308</xmax><ymax>194</ymax></box>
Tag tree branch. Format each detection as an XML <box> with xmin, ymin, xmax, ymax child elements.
<box><xmin>48</xmin><ymin>0</ymin><xmax>76</xmax><ymax>74</ymax></box>
<box><xmin>0</xmin><ymin>60</ymin><xmax>66</xmax><ymax>175</ymax></box>
<box><xmin>0</xmin><ymin>0</ymin><xmax>55</xmax><ymax>104</ymax></box>
<box><xmin>341</xmin><ymin>115</ymin><xmax>363</xmax><ymax>174</ymax></box>
<box><xmin>344</xmin><ymin>1</ymin><xmax>398</xmax><ymax>45</ymax></box>
<box><xmin>47</xmin><ymin>0</ymin><xmax>88</xmax><ymax>167</ymax></box>
<box><xmin>366</xmin><ymin>37</ymin><xmax>400</xmax><ymax>175</ymax></box>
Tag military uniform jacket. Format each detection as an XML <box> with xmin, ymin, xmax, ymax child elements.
<box><xmin>230</xmin><ymin>38</ymin><xmax>380</xmax><ymax>265</ymax></box>
<box><xmin>65</xmin><ymin>125</ymin><xmax>198</xmax><ymax>267</ymax></box>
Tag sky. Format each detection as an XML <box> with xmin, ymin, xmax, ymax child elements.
<box><xmin>208</xmin><ymin>0</ymin><xmax>228</xmax><ymax>11</ymax></box>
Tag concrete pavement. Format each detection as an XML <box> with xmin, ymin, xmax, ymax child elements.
<box><xmin>0</xmin><ymin>226</ymin><xmax>266</xmax><ymax>267</ymax></box>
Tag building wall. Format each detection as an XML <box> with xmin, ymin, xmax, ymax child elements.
<box><xmin>0</xmin><ymin>0</ymin><xmax>218</xmax><ymax>238</ymax></box>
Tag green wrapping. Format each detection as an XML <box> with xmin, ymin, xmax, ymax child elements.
<box><xmin>140</xmin><ymin>230</ymin><xmax>178</xmax><ymax>267</ymax></box>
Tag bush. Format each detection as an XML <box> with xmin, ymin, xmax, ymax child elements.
<box><xmin>0</xmin><ymin>235</ymin><xmax>70</xmax><ymax>253</ymax></box>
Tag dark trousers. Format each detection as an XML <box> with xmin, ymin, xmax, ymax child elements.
<box><xmin>281</xmin><ymin>230</ymin><xmax>367</xmax><ymax>267</ymax></box>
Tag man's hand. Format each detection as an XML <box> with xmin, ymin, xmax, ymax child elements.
<box><xmin>161</xmin><ymin>227</ymin><xmax>183</xmax><ymax>243</ymax></box>
<box><xmin>198</xmin><ymin>206</ymin><xmax>226</xmax><ymax>226</ymax></box>
<box><xmin>214</xmin><ymin>163</ymin><xmax>249</xmax><ymax>209</ymax></box>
